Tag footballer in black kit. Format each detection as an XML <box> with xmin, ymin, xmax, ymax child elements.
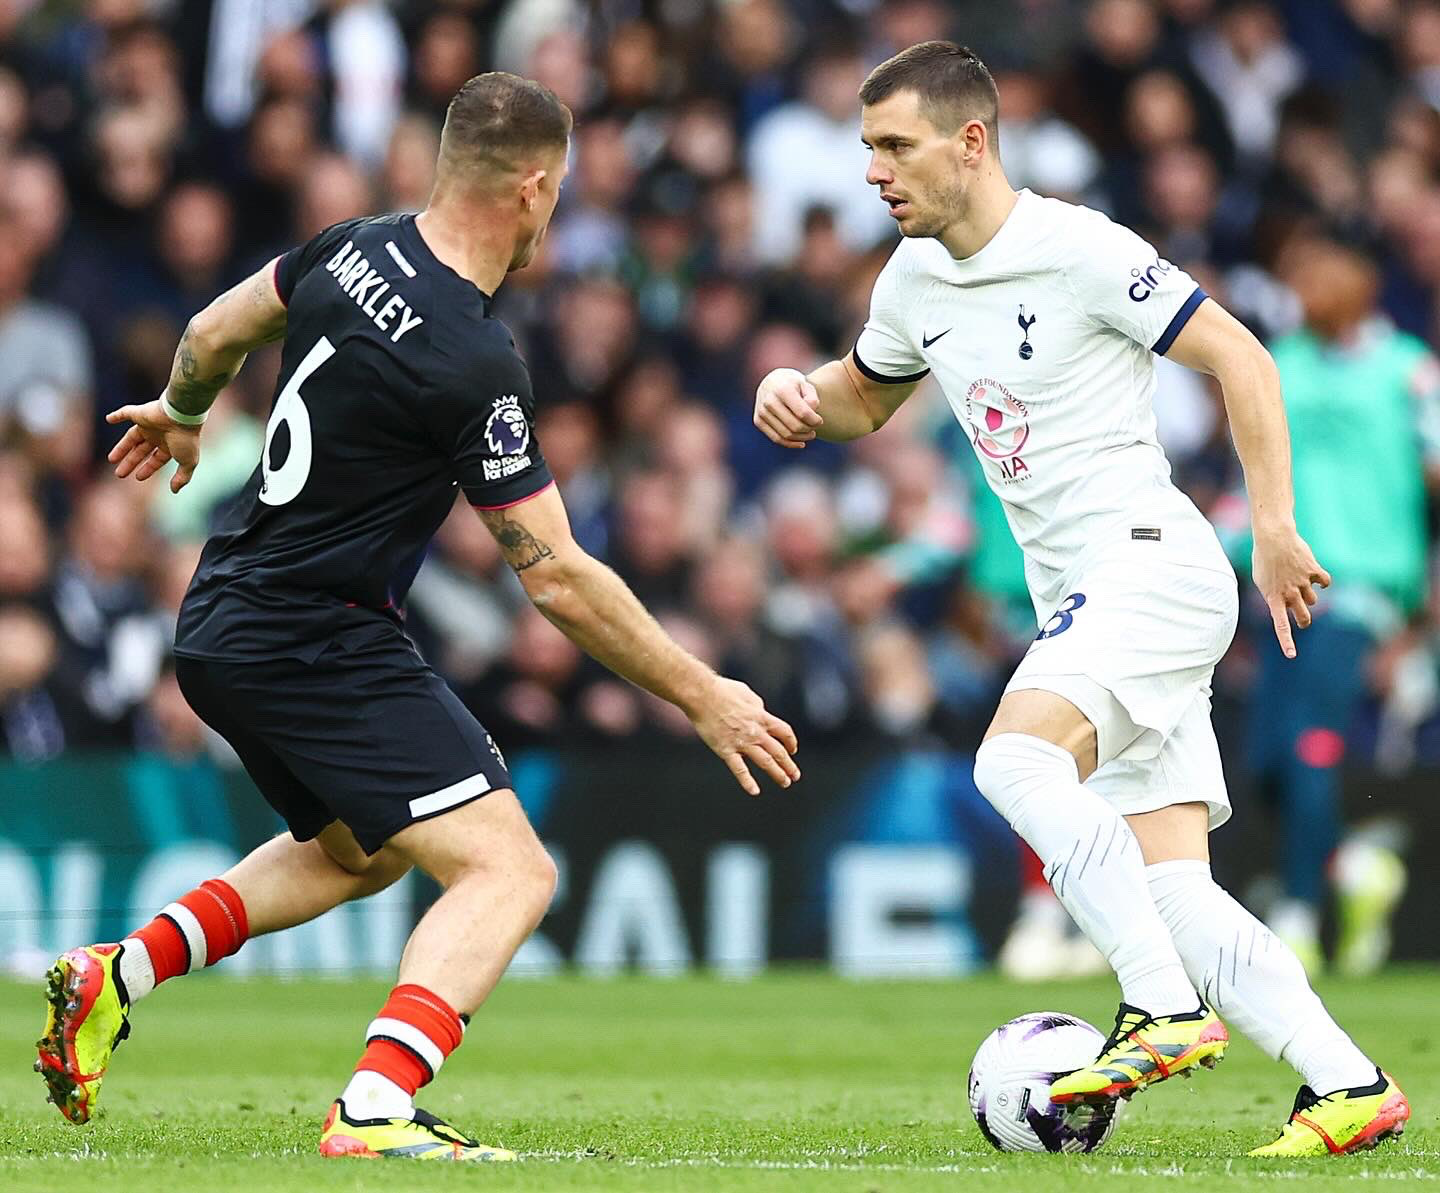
<box><xmin>50</xmin><ymin>71</ymin><xmax>797</xmax><ymax>1157</ymax></box>
<box><xmin>174</xmin><ymin>212</ymin><xmax>552</xmax><ymax>853</ymax></box>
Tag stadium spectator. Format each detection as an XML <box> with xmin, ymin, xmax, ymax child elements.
<box><xmin>992</xmin><ymin>61</ymin><xmax>1102</xmax><ymax>202</ymax></box>
<box><xmin>464</xmin><ymin>603</ymin><xmax>589</xmax><ymax>748</ymax></box>
<box><xmin>380</xmin><ymin>111</ymin><xmax>440</xmax><ymax>212</ymax></box>
<box><xmin>124</xmin><ymin>662</ymin><xmax>235</xmax><ymax>847</ymax></box>
<box><xmin>0</xmin><ymin>212</ymin><xmax>94</xmax><ymax>485</ymax></box>
<box><xmin>48</xmin><ymin>480</ymin><xmax>168</xmax><ymax>750</ymax></box>
<box><xmin>1188</xmin><ymin>0</ymin><xmax>1303</xmax><ymax>167</ymax></box>
<box><xmin>0</xmin><ymin>604</ymin><xmax>63</xmax><ymax>761</ymax></box>
<box><xmin>609</xmin><ymin>469</ymin><xmax>695</xmax><ymax>612</ymax></box>
<box><xmin>745</xmin><ymin>40</ymin><xmax>894</xmax><ymax>263</ymax></box>
<box><xmin>1236</xmin><ymin>237</ymin><xmax>1440</xmax><ymax>973</ymax></box>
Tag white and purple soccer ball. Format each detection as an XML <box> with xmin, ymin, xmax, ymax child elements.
<box><xmin>967</xmin><ymin>1012</ymin><xmax>1122</xmax><ymax>1153</ymax></box>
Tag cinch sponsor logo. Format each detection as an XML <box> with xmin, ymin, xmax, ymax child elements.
<box><xmin>1127</xmin><ymin>258</ymin><xmax>1173</xmax><ymax>302</ymax></box>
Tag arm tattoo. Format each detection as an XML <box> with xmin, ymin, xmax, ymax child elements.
<box><xmin>166</xmin><ymin>272</ymin><xmax>285</xmax><ymax>417</ymax></box>
<box><xmin>167</xmin><ymin>323</ymin><xmax>242</xmax><ymax>417</ymax></box>
<box><xmin>480</xmin><ymin>508</ymin><xmax>556</xmax><ymax>573</ymax></box>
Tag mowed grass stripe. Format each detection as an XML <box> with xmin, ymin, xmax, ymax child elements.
<box><xmin>0</xmin><ymin>971</ymin><xmax>1435</xmax><ymax>1191</ymax></box>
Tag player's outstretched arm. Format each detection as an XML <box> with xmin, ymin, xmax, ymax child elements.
<box><xmin>754</xmin><ymin>355</ymin><xmax>920</xmax><ymax>448</ymax></box>
<box><xmin>1165</xmin><ymin>298</ymin><xmax>1331</xmax><ymax>659</ymax></box>
<box><xmin>474</xmin><ymin>485</ymin><xmax>801</xmax><ymax>796</ymax></box>
<box><xmin>105</xmin><ymin>259</ymin><xmax>289</xmax><ymax>493</ymax></box>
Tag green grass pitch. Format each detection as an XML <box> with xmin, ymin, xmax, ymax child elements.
<box><xmin>1</xmin><ymin>970</ymin><xmax>1436</xmax><ymax>1191</ymax></box>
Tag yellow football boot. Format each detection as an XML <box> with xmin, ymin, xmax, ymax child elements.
<box><xmin>318</xmin><ymin>1100</ymin><xmax>516</xmax><ymax>1161</ymax></box>
<box><xmin>35</xmin><ymin>944</ymin><xmax>132</xmax><ymax>1124</ymax></box>
<box><xmin>1249</xmin><ymin>1070</ymin><xmax>1409</xmax><ymax>1157</ymax></box>
<box><xmin>1049</xmin><ymin>1001</ymin><xmax>1228</xmax><ymax>1104</ymax></box>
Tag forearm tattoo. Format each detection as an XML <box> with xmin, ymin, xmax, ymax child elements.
<box><xmin>167</xmin><ymin>273</ymin><xmax>282</xmax><ymax>416</ymax></box>
<box><xmin>167</xmin><ymin>323</ymin><xmax>240</xmax><ymax>416</ymax></box>
<box><xmin>167</xmin><ymin>324</ymin><xmax>240</xmax><ymax>417</ymax></box>
<box><xmin>479</xmin><ymin>508</ymin><xmax>556</xmax><ymax>573</ymax></box>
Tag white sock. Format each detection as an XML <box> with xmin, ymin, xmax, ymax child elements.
<box><xmin>340</xmin><ymin>1070</ymin><xmax>415</xmax><ymax>1121</ymax></box>
<box><xmin>974</xmin><ymin>734</ymin><xmax>1196</xmax><ymax>1015</ymax></box>
<box><xmin>117</xmin><ymin>939</ymin><xmax>157</xmax><ymax>1002</ymax></box>
<box><xmin>1146</xmin><ymin>859</ymin><xmax>1376</xmax><ymax>1094</ymax></box>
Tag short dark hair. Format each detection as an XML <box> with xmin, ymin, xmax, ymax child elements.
<box><xmin>440</xmin><ymin>72</ymin><xmax>573</xmax><ymax>179</ymax></box>
<box><xmin>859</xmin><ymin>41</ymin><xmax>999</xmax><ymax>139</ymax></box>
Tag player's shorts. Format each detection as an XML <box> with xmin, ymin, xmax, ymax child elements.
<box><xmin>1004</xmin><ymin>523</ymin><xmax>1239</xmax><ymax>830</ymax></box>
<box><xmin>174</xmin><ymin>627</ymin><xmax>511</xmax><ymax>854</ymax></box>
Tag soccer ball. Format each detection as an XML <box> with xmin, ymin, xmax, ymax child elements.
<box><xmin>967</xmin><ymin>1012</ymin><xmax>1122</xmax><ymax>1153</ymax></box>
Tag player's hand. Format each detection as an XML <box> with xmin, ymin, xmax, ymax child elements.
<box><xmin>105</xmin><ymin>396</ymin><xmax>203</xmax><ymax>494</ymax></box>
<box><xmin>688</xmin><ymin>676</ymin><xmax>800</xmax><ymax>796</ymax></box>
<box><xmin>1252</xmin><ymin>525</ymin><xmax>1331</xmax><ymax>659</ymax></box>
<box><xmin>754</xmin><ymin>368</ymin><xmax>823</xmax><ymax>449</ymax></box>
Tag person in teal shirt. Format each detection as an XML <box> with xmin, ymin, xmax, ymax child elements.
<box><xmin>1223</xmin><ymin>238</ymin><xmax>1440</xmax><ymax>973</ymax></box>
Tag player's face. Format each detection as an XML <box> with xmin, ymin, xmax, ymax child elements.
<box><xmin>511</xmin><ymin>144</ymin><xmax>570</xmax><ymax>271</ymax></box>
<box><xmin>861</xmin><ymin>91</ymin><xmax>969</xmax><ymax>240</ymax></box>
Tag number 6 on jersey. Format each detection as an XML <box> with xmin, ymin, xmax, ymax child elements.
<box><xmin>260</xmin><ymin>336</ymin><xmax>336</xmax><ymax>506</ymax></box>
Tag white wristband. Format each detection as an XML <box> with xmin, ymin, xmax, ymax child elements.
<box><xmin>161</xmin><ymin>393</ymin><xmax>209</xmax><ymax>426</ymax></box>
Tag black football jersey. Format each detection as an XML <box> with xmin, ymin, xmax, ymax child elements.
<box><xmin>174</xmin><ymin>213</ymin><xmax>553</xmax><ymax>662</ymax></box>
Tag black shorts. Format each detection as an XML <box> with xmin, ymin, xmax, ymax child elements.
<box><xmin>175</xmin><ymin>631</ymin><xmax>511</xmax><ymax>854</ymax></box>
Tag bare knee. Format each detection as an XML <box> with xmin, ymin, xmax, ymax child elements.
<box><xmin>454</xmin><ymin>831</ymin><xmax>556</xmax><ymax>927</ymax></box>
<box><xmin>494</xmin><ymin>834</ymin><xmax>557</xmax><ymax>924</ymax></box>
<box><xmin>390</xmin><ymin>788</ymin><xmax>555</xmax><ymax>918</ymax></box>
<box><xmin>525</xmin><ymin>842</ymin><xmax>559</xmax><ymax>918</ymax></box>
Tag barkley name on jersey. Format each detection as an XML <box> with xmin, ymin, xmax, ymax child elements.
<box><xmin>854</xmin><ymin>189</ymin><xmax>1213</xmax><ymax>609</ymax></box>
<box><xmin>175</xmin><ymin>213</ymin><xmax>554</xmax><ymax>662</ymax></box>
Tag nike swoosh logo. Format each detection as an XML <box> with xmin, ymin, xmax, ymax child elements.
<box><xmin>922</xmin><ymin>329</ymin><xmax>951</xmax><ymax>348</ymax></box>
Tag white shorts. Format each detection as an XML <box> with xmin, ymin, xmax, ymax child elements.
<box><xmin>1004</xmin><ymin>526</ymin><xmax>1239</xmax><ymax>830</ymax></box>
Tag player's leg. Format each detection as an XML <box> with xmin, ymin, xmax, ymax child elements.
<box><xmin>973</xmin><ymin>688</ymin><xmax>1225</xmax><ymax>1104</ymax></box>
<box><xmin>36</xmin><ymin>821</ymin><xmax>410</xmax><ymax>1124</ymax></box>
<box><xmin>117</xmin><ymin>825</ymin><xmax>411</xmax><ymax>1002</ymax></box>
<box><xmin>36</xmin><ymin>654</ymin><xmax>410</xmax><ymax>1124</ymax></box>
<box><xmin>320</xmin><ymin>788</ymin><xmax>552</xmax><ymax>1161</ymax></box>
<box><xmin>976</xmin><ymin>690</ymin><xmax>1196</xmax><ymax>1013</ymax></box>
<box><xmin>1134</xmin><ymin>796</ymin><xmax>1408</xmax><ymax>1155</ymax></box>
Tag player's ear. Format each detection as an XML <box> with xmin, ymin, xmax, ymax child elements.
<box><xmin>519</xmin><ymin>169</ymin><xmax>547</xmax><ymax>212</ymax></box>
<box><xmin>961</xmin><ymin>119</ymin><xmax>987</xmax><ymax>164</ymax></box>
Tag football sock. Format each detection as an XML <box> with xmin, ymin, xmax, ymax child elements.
<box><xmin>118</xmin><ymin>878</ymin><xmax>249</xmax><ymax>1001</ymax></box>
<box><xmin>342</xmin><ymin>984</ymin><xmax>466</xmax><ymax>1119</ymax></box>
<box><xmin>974</xmin><ymin>734</ymin><xmax>1196</xmax><ymax>1016</ymax></box>
<box><xmin>1146</xmin><ymin>859</ymin><xmax>1376</xmax><ymax>1093</ymax></box>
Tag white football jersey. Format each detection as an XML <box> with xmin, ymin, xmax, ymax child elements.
<box><xmin>854</xmin><ymin>189</ymin><xmax>1222</xmax><ymax>617</ymax></box>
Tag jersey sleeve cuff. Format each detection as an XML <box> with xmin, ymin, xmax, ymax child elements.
<box><xmin>468</xmin><ymin>475</ymin><xmax>556</xmax><ymax>512</ymax></box>
<box><xmin>851</xmin><ymin>344</ymin><xmax>930</xmax><ymax>385</ymax></box>
<box><xmin>273</xmin><ymin>248</ymin><xmax>303</xmax><ymax>307</ymax></box>
<box><xmin>1152</xmin><ymin>286</ymin><xmax>1208</xmax><ymax>356</ymax></box>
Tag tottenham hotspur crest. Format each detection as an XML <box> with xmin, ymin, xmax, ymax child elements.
<box><xmin>1017</xmin><ymin>306</ymin><xmax>1037</xmax><ymax>360</ymax></box>
<box><xmin>485</xmin><ymin>394</ymin><xmax>530</xmax><ymax>456</ymax></box>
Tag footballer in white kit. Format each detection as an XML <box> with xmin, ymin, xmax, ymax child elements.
<box><xmin>754</xmin><ymin>40</ymin><xmax>1410</xmax><ymax>1157</ymax></box>
<box><xmin>854</xmin><ymin>186</ymin><xmax>1238</xmax><ymax>829</ymax></box>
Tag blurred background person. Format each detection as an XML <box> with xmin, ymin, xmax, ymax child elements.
<box><xmin>1230</xmin><ymin>236</ymin><xmax>1440</xmax><ymax>975</ymax></box>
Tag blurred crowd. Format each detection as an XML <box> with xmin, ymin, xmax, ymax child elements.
<box><xmin>4</xmin><ymin>0</ymin><xmax>1440</xmax><ymax>955</ymax></box>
